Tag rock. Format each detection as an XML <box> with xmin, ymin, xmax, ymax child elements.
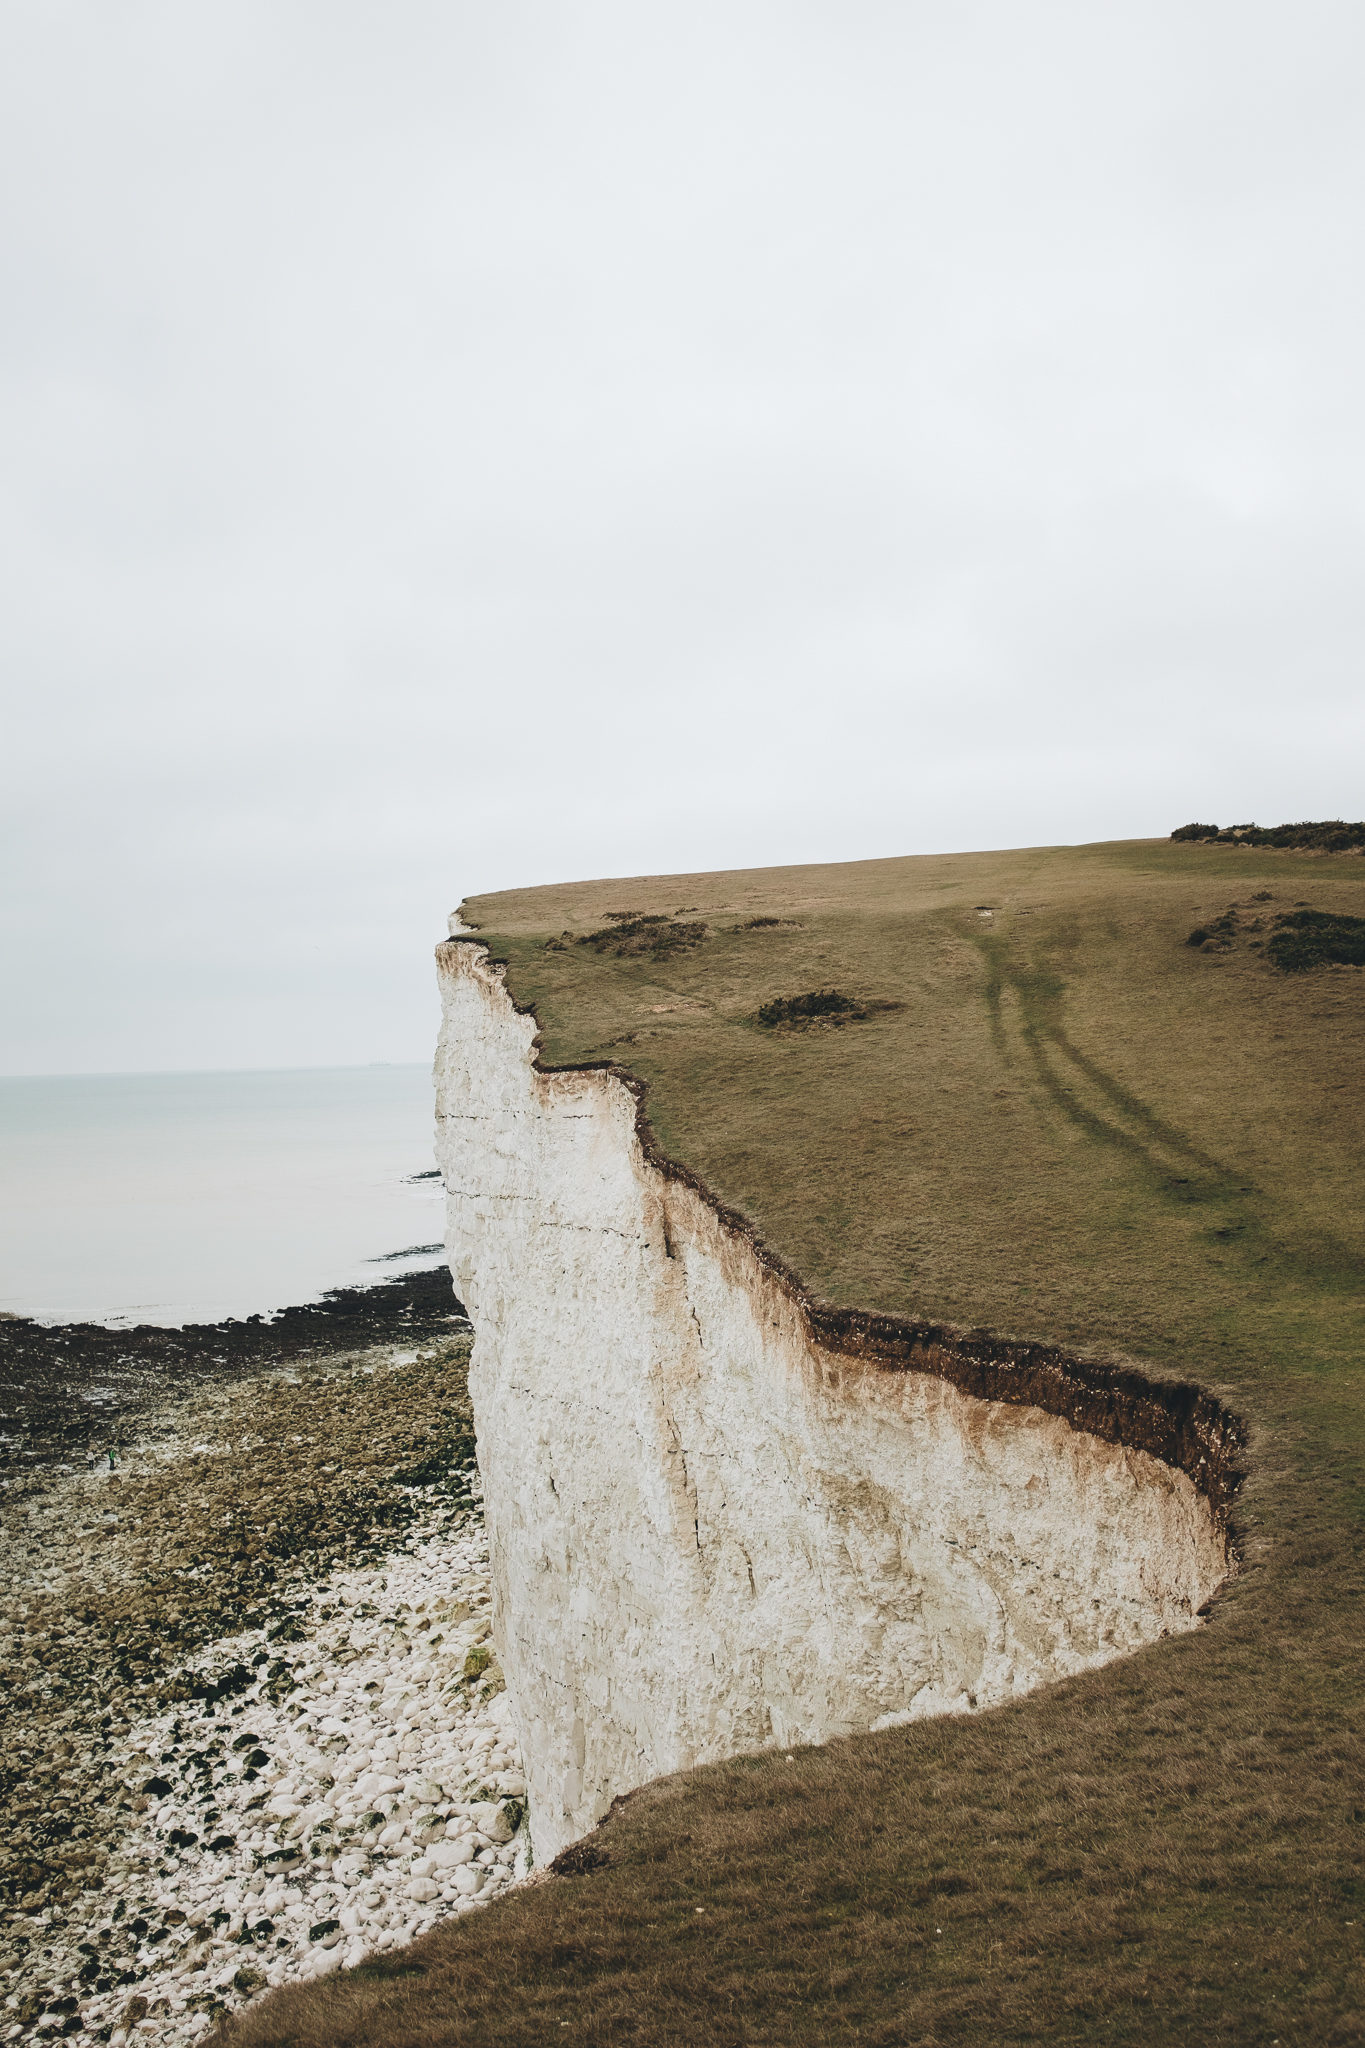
<box><xmin>468</xmin><ymin>1800</ymin><xmax>516</xmax><ymax>1844</ymax></box>
<box><xmin>430</xmin><ymin>1839</ymin><xmax>475</xmax><ymax>1868</ymax></box>
<box><xmin>407</xmin><ymin>1878</ymin><xmax>439</xmax><ymax>1902</ymax></box>
<box><xmin>452</xmin><ymin>1866</ymin><xmax>483</xmax><ymax>1897</ymax></box>
<box><xmin>355</xmin><ymin>1772</ymin><xmax>401</xmax><ymax>1801</ymax></box>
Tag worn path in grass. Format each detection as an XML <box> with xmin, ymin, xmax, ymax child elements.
<box><xmin>223</xmin><ymin>838</ymin><xmax>1365</xmax><ymax>2048</ymax></box>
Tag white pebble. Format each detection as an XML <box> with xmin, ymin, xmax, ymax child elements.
<box><xmin>12</xmin><ymin>1501</ymin><xmax>531</xmax><ymax>2048</ymax></box>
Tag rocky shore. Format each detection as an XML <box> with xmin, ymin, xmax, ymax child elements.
<box><xmin>0</xmin><ymin>1274</ymin><xmax>532</xmax><ymax>2043</ymax></box>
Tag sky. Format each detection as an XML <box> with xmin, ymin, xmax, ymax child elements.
<box><xmin>3</xmin><ymin>1</ymin><xmax>1363</xmax><ymax>1075</ymax></box>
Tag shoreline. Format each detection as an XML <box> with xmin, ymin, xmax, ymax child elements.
<box><xmin>0</xmin><ymin>1268</ymin><xmax>462</xmax><ymax>1482</ymax></box>
<box><xmin>1</xmin><ymin>1275</ymin><xmax>533</xmax><ymax>2044</ymax></box>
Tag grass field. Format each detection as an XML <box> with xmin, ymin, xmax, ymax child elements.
<box><xmin>223</xmin><ymin>836</ymin><xmax>1365</xmax><ymax>2047</ymax></box>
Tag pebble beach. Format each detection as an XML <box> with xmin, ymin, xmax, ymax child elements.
<box><xmin>0</xmin><ymin>1273</ymin><xmax>532</xmax><ymax>2043</ymax></box>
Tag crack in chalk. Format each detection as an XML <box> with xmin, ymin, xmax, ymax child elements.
<box><xmin>437</xmin><ymin>1110</ymin><xmax>601</xmax><ymax>1125</ymax></box>
<box><xmin>662</xmin><ymin>1412</ymin><xmax>701</xmax><ymax>1555</ymax></box>
<box><xmin>443</xmin><ymin>1190</ymin><xmax>637</xmax><ymax>1242</ymax></box>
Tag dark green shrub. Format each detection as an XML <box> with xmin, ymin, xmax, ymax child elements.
<box><xmin>576</xmin><ymin>917</ymin><xmax>708</xmax><ymax>959</ymax></box>
<box><xmin>1266</xmin><ymin>908</ymin><xmax>1365</xmax><ymax>972</ymax></box>
<box><xmin>1173</xmin><ymin>819</ymin><xmax>1365</xmax><ymax>852</ymax></box>
<box><xmin>757</xmin><ymin>989</ymin><xmax>864</xmax><ymax>1027</ymax></box>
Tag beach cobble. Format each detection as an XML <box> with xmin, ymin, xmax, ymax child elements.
<box><xmin>1</xmin><ymin>1322</ymin><xmax>531</xmax><ymax>2043</ymax></box>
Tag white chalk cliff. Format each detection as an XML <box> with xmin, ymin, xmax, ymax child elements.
<box><xmin>434</xmin><ymin>938</ymin><xmax>1235</xmax><ymax>1861</ymax></box>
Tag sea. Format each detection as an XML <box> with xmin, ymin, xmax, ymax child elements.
<box><xmin>0</xmin><ymin>1064</ymin><xmax>446</xmax><ymax>1327</ymax></box>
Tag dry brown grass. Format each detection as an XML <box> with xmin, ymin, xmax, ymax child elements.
<box><xmin>220</xmin><ymin>837</ymin><xmax>1365</xmax><ymax>2047</ymax></box>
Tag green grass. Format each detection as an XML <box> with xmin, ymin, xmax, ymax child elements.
<box><xmin>221</xmin><ymin>837</ymin><xmax>1365</xmax><ymax>2047</ymax></box>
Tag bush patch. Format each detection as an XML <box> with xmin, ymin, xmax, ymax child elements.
<box><xmin>1171</xmin><ymin>819</ymin><xmax>1365</xmax><ymax>852</ymax></box>
<box><xmin>547</xmin><ymin>916</ymin><xmax>710</xmax><ymax>960</ymax></box>
<box><xmin>1265</xmin><ymin>908</ymin><xmax>1365</xmax><ymax>972</ymax></box>
<box><xmin>756</xmin><ymin>988</ymin><xmax>900</xmax><ymax>1029</ymax></box>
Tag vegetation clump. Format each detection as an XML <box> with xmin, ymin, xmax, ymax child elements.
<box><xmin>1185</xmin><ymin>899</ymin><xmax>1365</xmax><ymax>971</ymax></box>
<box><xmin>1264</xmin><ymin>907</ymin><xmax>1365</xmax><ymax>972</ymax></box>
<box><xmin>757</xmin><ymin>988</ymin><xmax>867</xmax><ymax>1028</ymax></box>
<box><xmin>549</xmin><ymin>1838</ymin><xmax>611</xmax><ymax>1876</ymax></box>
<box><xmin>460</xmin><ymin>1643</ymin><xmax>493</xmax><ymax>1684</ymax></box>
<box><xmin>547</xmin><ymin>916</ymin><xmax>709</xmax><ymax>960</ymax></box>
<box><xmin>1171</xmin><ymin>819</ymin><xmax>1365</xmax><ymax>851</ymax></box>
<box><xmin>1185</xmin><ymin>910</ymin><xmax>1244</xmax><ymax>952</ymax></box>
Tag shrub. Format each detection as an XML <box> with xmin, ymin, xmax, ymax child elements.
<box><xmin>1185</xmin><ymin>910</ymin><xmax>1241</xmax><ymax>951</ymax></box>
<box><xmin>576</xmin><ymin>917</ymin><xmax>709</xmax><ymax>960</ymax></box>
<box><xmin>757</xmin><ymin>989</ymin><xmax>865</xmax><ymax>1028</ymax></box>
<box><xmin>1172</xmin><ymin>819</ymin><xmax>1365</xmax><ymax>852</ymax></box>
<box><xmin>1265</xmin><ymin>908</ymin><xmax>1365</xmax><ymax>972</ymax></box>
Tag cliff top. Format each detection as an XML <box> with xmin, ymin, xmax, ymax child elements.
<box><xmin>462</xmin><ymin>835</ymin><xmax>1364</xmax><ymax>1385</ymax></box>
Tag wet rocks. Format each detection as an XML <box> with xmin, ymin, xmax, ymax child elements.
<box><xmin>0</xmin><ymin>1269</ymin><xmax>466</xmax><ymax>1486</ymax></box>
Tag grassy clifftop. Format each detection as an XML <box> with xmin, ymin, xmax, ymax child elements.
<box><xmin>468</xmin><ymin>838</ymin><xmax>1363</xmax><ymax>1390</ymax></box>
<box><xmin>228</xmin><ymin>837</ymin><xmax>1365</xmax><ymax>2048</ymax></box>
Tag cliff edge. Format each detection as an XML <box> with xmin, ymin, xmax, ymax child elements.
<box><xmin>434</xmin><ymin>907</ymin><xmax>1240</xmax><ymax>1856</ymax></box>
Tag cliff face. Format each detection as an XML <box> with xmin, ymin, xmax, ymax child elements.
<box><xmin>434</xmin><ymin>939</ymin><xmax>1233</xmax><ymax>1861</ymax></box>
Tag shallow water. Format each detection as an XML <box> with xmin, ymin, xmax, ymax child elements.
<box><xmin>0</xmin><ymin>1065</ymin><xmax>443</xmax><ymax>1326</ymax></box>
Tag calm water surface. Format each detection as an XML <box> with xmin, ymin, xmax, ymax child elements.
<box><xmin>0</xmin><ymin>1065</ymin><xmax>444</xmax><ymax>1325</ymax></box>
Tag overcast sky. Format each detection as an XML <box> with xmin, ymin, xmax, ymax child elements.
<box><xmin>3</xmin><ymin>1</ymin><xmax>1362</xmax><ymax>1074</ymax></box>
